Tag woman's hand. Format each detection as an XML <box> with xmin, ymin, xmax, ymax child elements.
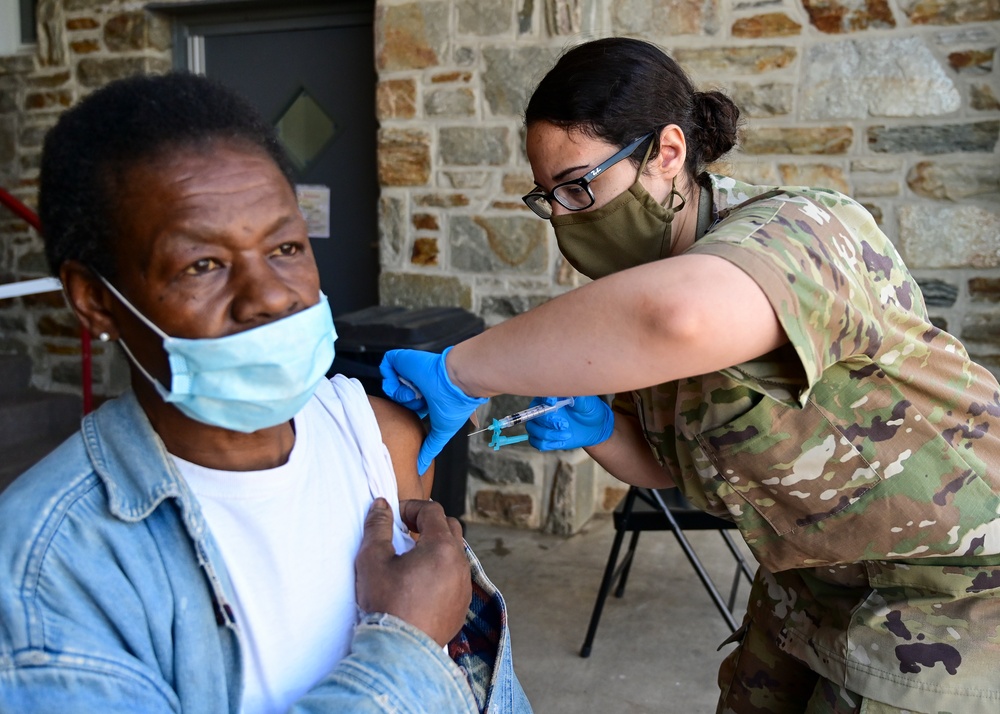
<box><xmin>380</xmin><ymin>346</ymin><xmax>486</xmax><ymax>475</ymax></box>
<box><xmin>525</xmin><ymin>395</ymin><xmax>614</xmax><ymax>451</ymax></box>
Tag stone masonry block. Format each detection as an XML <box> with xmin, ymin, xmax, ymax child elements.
<box><xmin>868</xmin><ymin>121</ymin><xmax>1000</xmax><ymax>154</ymax></box>
<box><xmin>77</xmin><ymin>57</ymin><xmax>171</xmax><ymax>87</ymax></box>
<box><xmin>907</xmin><ymin>161</ymin><xmax>1000</xmax><ymax>201</ymax></box>
<box><xmin>961</xmin><ymin>312</ymin><xmax>1000</xmax><ymax>352</ymax></box>
<box><xmin>612</xmin><ymin>0</ymin><xmax>721</xmax><ymax>37</ymax></box>
<box><xmin>916</xmin><ymin>278</ymin><xmax>959</xmax><ymax>308</ymax></box>
<box><xmin>778</xmin><ymin>163</ymin><xmax>849</xmax><ymax>194</ymax></box>
<box><xmin>473</xmin><ymin>490</ymin><xmax>534</xmax><ymax>527</ymax></box>
<box><xmin>37</xmin><ymin>312</ymin><xmax>80</xmax><ymax>339</ymax></box>
<box><xmin>482</xmin><ymin>46</ymin><xmax>559</xmax><ymax>117</ymax></box>
<box><xmin>378</xmin><ymin>194</ymin><xmax>406</xmax><ymax>263</ymax></box>
<box><xmin>469</xmin><ymin>447</ymin><xmax>536</xmax><ymax>485</ymax></box>
<box><xmin>899</xmin><ymin>0</ymin><xmax>1000</xmax><ymax>26</ymax></box>
<box><xmin>898</xmin><ymin>204</ymin><xmax>1000</xmax><ymax>268</ymax></box>
<box><xmin>732</xmin><ymin>13</ymin><xmax>802</xmax><ymax>38</ymax></box>
<box><xmin>801</xmin><ymin>37</ymin><xmax>958</xmax><ymax>120</ymax></box>
<box><xmin>969</xmin><ymin>277</ymin><xmax>1000</xmax><ymax>303</ymax></box>
<box><xmin>457</xmin><ymin>0</ymin><xmax>513</xmax><ymax>35</ymax></box>
<box><xmin>948</xmin><ymin>49</ymin><xmax>994</xmax><ymax>74</ymax></box>
<box><xmin>24</xmin><ymin>90</ymin><xmax>72</xmax><ymax>110</ymax></box>
<box><xmin>104</xmin><ymin>12</ymin><xmax>172</xmax><ymax>53</ymax></box>
<box><xmin>376</xmin><ymin>79</ymin><xmax>416</xmax><ymax>120</ymax></box>
<box><xmin>544</xmin><ymin>0</ymin><xmax>586</xmax><ymax>36</ymax></box>
<box><xmin>730</xmin><ymin>82</ymin><xmax>793</xmax><ymax>117</ymax></box>
<box><xmin>674</xmin><ymin>46</ymin><xmax>796</xmax><ymax>77</ymax></box>
<box><xmin>450</xmin><ymin>215</ymin><xmax>548</xmax><ymax>274</ymax></box>
<box><xmin>970</xmin><ymin>84</ymin><xmax>1000</xmax><ymax>112</ymax></box>
<box><xmin>410</xmin><ymin>237</ymin><xmax>438</xmax><ymax>266</ymax></box>
<box><xmin>376</xmin><ymin>2</ymin><xmax>448</xmax><ymax>71</ymax></box>
<box><xmin>0</xmin><ymin>117</ymin><xmax>15</xmax><ymax>165</ymax></box>
<box><xmin>423</xmin><ymin>87</ymin><xmax>475</xmax><ymax>117</ymax></box>
<box><xmin>480</xmin><ymin>294</ymin><xmax>552</xmax><ymax>322</ymax></box>
<box><xmin>741</xmin><ymin>126</ymin><xmax>853</xmax><ymax>155</ymax></box>
<box><xmin>69</xmin><ymin>40</ymin><xmax>100</xmax><ymax>55</ymax></box>
<box><xmin>543</xmin><ymin>454</ymin><xmax>598</xmax><ymax>535</ymax></box>
<box><xmin>377</xmin><ymin>128</ymin><xmax>430</xmax><ymax>186</ymax></box>
<box><xmin>802</xmin><ymin>0</ymin><xmax>895</xmax><ymax>34</ymax></box>
<box><xmin>379</xmin><ymin>272</ymin><xmax>473</xmax><ymax>310</ymax></box>
<box><xmin>439</xmin><ymin>126</ymin><xmax>509</xmax><ymax>166</ymax></box>
<box><xmin>414</xmin><ymin>193</ymin><xmax>471</xmax><ymax>207</ymax></box>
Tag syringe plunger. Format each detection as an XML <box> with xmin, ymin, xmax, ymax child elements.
<box><xmin>494</xmin><ymin>397</ymin><xmax>575</xmax><ymax>429</ymax></box>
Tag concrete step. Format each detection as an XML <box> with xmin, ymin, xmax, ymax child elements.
<box><xmin>0</xmin><ymin>354</ymin><xmax>31</xmax><ymax>398</ymax></box>
<box><xmin>0</xmin><ymin>431</ymin><xmax>75</xmax><ymax>495</ymax></box>
<box><xmin>0</xmin><ymin>389</ymin><xmax>82</xmax><ymax>451</ymax></box>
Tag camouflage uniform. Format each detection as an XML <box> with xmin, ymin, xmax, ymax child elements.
<box><xmin>614</xmin><ymin>174</ymin><xmax>1000</xmax><ymax>714</ymax></box>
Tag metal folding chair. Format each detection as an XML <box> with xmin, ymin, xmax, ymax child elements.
<box><xmin>580</xmin><ymin>486</ymin><xmax>755</xmax><ymax>657</ymax></box>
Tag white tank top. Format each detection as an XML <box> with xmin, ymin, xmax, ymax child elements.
<box><xmin>176</xmin><ymin>375</ymin><xmax>415</xmax><ymax>714</ymax></box>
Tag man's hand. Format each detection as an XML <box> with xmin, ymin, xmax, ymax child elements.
<box><xmin>356</xmin><ymin>498</ymin><xmax>472</xmax><ymax>647</ymax></box>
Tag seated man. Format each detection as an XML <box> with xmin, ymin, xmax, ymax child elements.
<box><xmin>0</xmin><ymin>72</ymin><xmax>530</xmax><ymax>714</ymax></box>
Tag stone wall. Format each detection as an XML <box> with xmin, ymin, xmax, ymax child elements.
<box><xmin>0</xmin><ymin>0</ymin><xmax>997</xmax><ymax>534</ymax></box>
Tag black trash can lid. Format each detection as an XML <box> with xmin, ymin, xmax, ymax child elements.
<box><xmin>335</xmin><ymin>305</ymin><xmax>484</xmax><ymax>353</ymax></box>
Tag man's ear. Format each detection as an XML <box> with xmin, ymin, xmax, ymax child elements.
<box><xmin>60</xmin><ymin>260</ymin><xmax>118</xmax><ymax>340</ymax></box>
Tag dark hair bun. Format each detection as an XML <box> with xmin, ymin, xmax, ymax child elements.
<box><xmin>692</xmin><ymin>91</ymin><xmax>741</xmax><ymax>164</ymax></box>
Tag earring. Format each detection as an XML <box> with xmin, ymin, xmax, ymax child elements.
<box><xmin>98</xmin><ymin>332</ymin><xmax>110</xmax><ymax>342</ymax></box>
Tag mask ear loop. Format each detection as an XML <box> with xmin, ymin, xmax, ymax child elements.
<box><xmin>634</xmin><ymin>137</ymin><xmax>686</xmax><ymax>213</ymax></box>
<box><xmin>664</xmin><ymin>177</ymin><xmax>686</xmax><ymax>214</ymax></box>
<box><xmin>655</xmin><ymin>178</ymin><xmax>687</xmax><ymax>260</ymax></box>
<box><xmin>634</xmin><ymin>138</ymin><xmax>656</xmax><ymax>180</ymax></box>
<box><xmin>95</xmin><ymin>273</ymin><xmax>174</xmax><ymax>394</ymax></box>
<box><xmin>633</xmin><ymin>136</ymin><xmax>687</xmax><ymax>260</ymax></box>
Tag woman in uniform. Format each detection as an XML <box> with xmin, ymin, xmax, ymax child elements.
<box><xmin>381</xmin><ymin>37</ymin><xmax>1000</xmax><ymax>714</ymax></box>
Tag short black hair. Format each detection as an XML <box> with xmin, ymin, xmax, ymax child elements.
<box><xmin>39</xmin><ymin>71</ymin><xmax>294</xmax><ymax>280</ymax></box>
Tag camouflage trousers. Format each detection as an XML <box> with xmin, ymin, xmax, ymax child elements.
<box><xmin>716</xmin><ymin>613</ymin><xmax>917</xmax><ymax>714</ymax></box>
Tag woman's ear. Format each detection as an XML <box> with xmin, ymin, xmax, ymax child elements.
<box><xmin>60</xmin><ymin>260</ymin><xmax>118</xmax><ymax>341</ymax></box>
<box><xmin>653</xmin><ymin>124</ymin><xmax>688</xmax><ymax>181</ymax></box>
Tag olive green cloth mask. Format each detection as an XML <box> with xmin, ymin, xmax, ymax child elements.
<box><xmin>551</xmin><ymin>143</ymin><xmax>686</xmax><ymax>280</ymax></box>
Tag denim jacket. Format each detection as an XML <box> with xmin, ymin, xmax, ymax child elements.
<box><xmin>0</xmin><ymin>391</ymin><xmax>531</xmax><ymax>713</ymax></box>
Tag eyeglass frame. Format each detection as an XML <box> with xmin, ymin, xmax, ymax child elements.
<box><xmin>522</xmin><ymin>132</ymin><xmax>655</xmax><ymax>219</ymax></box>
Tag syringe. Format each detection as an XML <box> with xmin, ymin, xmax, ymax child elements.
<box><xmin>468</xmin><ymin>397</ymin><xmax>575</xmax><ymax>437</ymax></box>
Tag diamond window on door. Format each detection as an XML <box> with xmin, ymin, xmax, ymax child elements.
<box><xmin>275</xmin><ymin>88</ymin><xmax>336</xmax><ymax>170</ymax></box>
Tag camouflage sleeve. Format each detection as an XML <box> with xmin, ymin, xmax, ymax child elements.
<box><xmin>689</xmin><ymin>189</ymin><xmax>901</xmax><ymax>406</ymax></box>
<box><xmin>610</xmin><ymin>391</ymin><xmax>638</xmax><ymax>419</ymax></box>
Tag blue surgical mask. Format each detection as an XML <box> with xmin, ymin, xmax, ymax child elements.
<box><xmin>100</xmin><ymin>276</ymin><xmax>337</xmax><ymax>433</ymax></box>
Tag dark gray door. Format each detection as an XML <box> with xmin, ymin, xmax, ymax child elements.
<box><xmin>197</xmin><ymin>13</ymin><xmax>379</xmax><ymax>317</ymax></box>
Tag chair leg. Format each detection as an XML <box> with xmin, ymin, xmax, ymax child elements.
<box><xmin>719</xmin><ymin>529</ymin><xmax>755</xmax><ymax>582</ymax></box>
<box><xmin>613</xmin><ymin>529</ymin><xmax>642</xmax><ymax>598</ymax></box>
<box><xmin>580</xmin><ymin>488</ymin><xmax>641</xmax><ymax>658</ymax></box>
<box><xmin>579</xmin><ymin>521</ymin><xmax>630</xmax><ymax>658</ymax></box>
<box><xmin>649</xmin><ymin>490</ymin><xmax>741</xmax><ymax>633</ymax></box>
<box><xmin>718</xmin><ymin>530</ymin><xmax>754</xmax><ymax>612</ymax></box>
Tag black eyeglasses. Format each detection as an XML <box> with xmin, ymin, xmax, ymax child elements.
<box><xmin>522</xmin><ymin>133</ymin><xmax>654</xmax><ymax>219</ymax></box>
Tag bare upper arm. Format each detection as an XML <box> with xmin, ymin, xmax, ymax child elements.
<box><xmin>368</xmin><ymin>395</ymin><xmax>434</xmax><ymax>501</ymax></box>
<box><xmin>652</xmin><ymin>253</ymin><xmax>788</xmax><ymax>373</ymax></box>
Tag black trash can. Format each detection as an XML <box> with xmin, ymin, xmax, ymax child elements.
<box><xmin>330</xmin><ymin>305</ymin><xmax>485</xmax><ymax>520</ymax></box>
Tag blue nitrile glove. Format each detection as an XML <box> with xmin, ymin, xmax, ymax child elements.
<box><xmin>380</xmin><ymin>346</ymin><xmax>487</xmax><ymax>475</ymax></box>
<box><xmin>524</xmin><ymin>395</ymin><xmax>614</xmax><ymax>451</ymax></box>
